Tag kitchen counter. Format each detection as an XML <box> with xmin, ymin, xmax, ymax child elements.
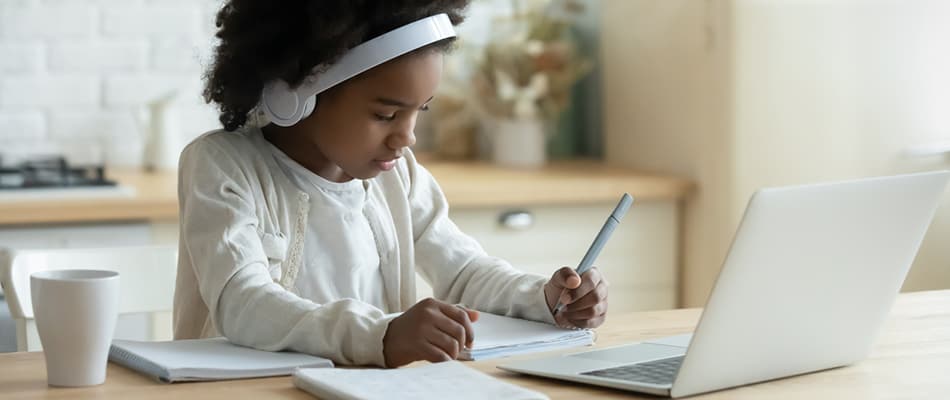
<box><xmin>0</xmin><ymin>169</ymin><xmax>179</xmax><ymax>226</ymax></box>
<box><xmin>0</xmin><ymin>160</ymin><xmax>693</xmax><ymax>226</ymax></box>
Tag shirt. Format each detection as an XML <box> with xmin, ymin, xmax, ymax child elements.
<box><xmin>266</xmin><ymin>140</ymin><xmax>386</xmax><ymax>309</ymax></box>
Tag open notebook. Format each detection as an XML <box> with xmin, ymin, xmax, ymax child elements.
<box><xmin>294</xmin><ymin>361</ymin><xmax>548</xmax><ymax>400</ymax></box>
<box><xmin>109</xmin><ymin>337</ymin><xmax>333</xmax><ymax>382</ymax></box>
<box><xmin>461</xmin><ymin>312</ymin><xmax>594</xmax><ymax>360</ymax></box>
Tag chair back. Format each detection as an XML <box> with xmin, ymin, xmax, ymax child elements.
<box><xmin>0</xmin><ymin>245</ymin><xmax>177</xmax><ymax>351</ymax></box>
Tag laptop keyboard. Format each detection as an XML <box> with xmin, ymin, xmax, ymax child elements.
<box><xmin>580</xmin><ymin>356</ymin><xmax>685</xmax><ymax>385</ymax></box>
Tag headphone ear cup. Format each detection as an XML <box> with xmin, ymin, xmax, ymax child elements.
<box><xmin>300</xmin><ymin>96</ymin><xmax>316</xmax><ymax>120</ymax></box>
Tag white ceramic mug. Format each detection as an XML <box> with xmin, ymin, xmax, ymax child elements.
<box><xmin>31</xmin><ymin>269</ymin><xmax>120</xmax><ymax>387</ymax></box>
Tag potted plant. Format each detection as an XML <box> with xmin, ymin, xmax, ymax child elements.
<box><xmin>471</xmin><ymin>0</ymin><xmax>591</xmax><ymax>167</ymax></box>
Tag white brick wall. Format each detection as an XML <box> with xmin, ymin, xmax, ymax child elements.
<box><xmin>151</xmin><ymin>37</ymin><xmax>213</xmax><ymax>72</ymax></box>
<box><xmin>48</xmin><ymin>41</ymin><xmax>148</xmax><ymax>72</ymax></box>
<box><xmin>0</xmin><ymin>112</ymin><xmax>45</xmax><ymax>140</ymax></box>
<box><xmin>0</xmin><ymin>43</ymin><xmax>44</xmax><ymax>72</ymax></box>
<box><xmin>0</xmin><ymin>0</ymin><xmax>221</xmax><ymax>167</ymax></box>
<box><xmin>104</xmin><ymin>75</ymin><xmax>199</xmax><ymax>106</ymax></box>
<box><xmin>102</xmin><ymin>6</ymin><xmax>202</xmax><ymax>37</ymax></box>
<box><xmin>0</xmin><ymin>76</ymin><xmax>100</xmax><ymax>107</ymax></box>
<box><xmin>48</xmin><ymin>112</ymin><xmax>139</xmax><ymax>139</ymax></box>
<box><xmin>0</xmin><ymin>5</ymin><xmax>97</xmax><ymax>39</ymax></box>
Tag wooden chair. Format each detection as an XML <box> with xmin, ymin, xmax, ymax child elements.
<box><xmin>0</xmin><ymin>245</ymin><xmax>177</xmax><ymax>352</ymax></box>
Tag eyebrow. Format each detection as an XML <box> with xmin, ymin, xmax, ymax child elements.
<box><xmin>374</xmin><ymin>96</ymin><xmax>434</xmax><ymax>108</ymax></box>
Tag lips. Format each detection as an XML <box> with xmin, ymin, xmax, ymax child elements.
<box><xmin>374</xmin><ymin>156</ymin><xmax>400</xmax><ymax>171</ymax></box>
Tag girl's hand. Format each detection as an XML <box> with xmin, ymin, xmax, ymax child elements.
<box><xmin>543</xmin><ymin>266</ymin><xmax>608</xmax><ymax>329</ymax></box>
<box><xmin>382</xmin><ymin>298</ymin><xmax>479</xmax><ymax>368</ymax></box>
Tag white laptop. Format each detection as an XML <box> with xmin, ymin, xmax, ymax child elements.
<box><xmin>499</xmin><ymin>170</ymin><xmax>950</xmax><ymax>398</ymax></box>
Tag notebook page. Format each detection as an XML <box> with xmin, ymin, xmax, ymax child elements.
<box><xmin>468</xmin><ymin>335</ymin><xmax>594</xmax><ymax>360</ymax></box>
<box><xmin>469</xmin><ymin>312</ymin><xmax>592</xmax><ymax>349</ymax></box>
<box><xmin>294</xmin><ymin>361</ymin><xmax>548</xmax><ymax>400</ymax></box>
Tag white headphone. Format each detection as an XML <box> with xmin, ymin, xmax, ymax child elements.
<box><xmin>259</xmin><ymin>13</ymin><xmax>457</xmax><ymax>127</ymax></box>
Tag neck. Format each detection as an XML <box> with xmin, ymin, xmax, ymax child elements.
<box><xmin>260</xmin><ymin>124</ymin><xmax>350</xmax><ymax>182</ymax></box>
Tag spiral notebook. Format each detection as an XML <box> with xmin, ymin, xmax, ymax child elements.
<box><xmin>460</xmin><ymin>312</ymin><xmax>595</xmax><ymax>360</ymax></box>
<box><xmin>108</xmin><ymin>337</ymin><xmax>333</xmax><ymax>383</ymax></box>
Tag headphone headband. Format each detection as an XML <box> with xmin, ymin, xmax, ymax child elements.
<box><xmin>260</xmin><ymin>13</ymin><xmax>457</xmax><ymax>127</ymax></box>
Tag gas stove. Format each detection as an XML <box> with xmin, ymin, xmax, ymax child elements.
<box><xmin>0</xmin><ymin>155</ymin><xmax>134</xmax><ymax>200</ymax></box>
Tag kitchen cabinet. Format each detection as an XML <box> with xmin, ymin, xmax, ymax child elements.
<box><xmin>415</xmin><ymin>201</ymin><xmax>679</xmax><ymax>312</ymax></box>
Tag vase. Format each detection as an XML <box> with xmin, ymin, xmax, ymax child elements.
<box><xmin>490</xmin><ymin>118</ymin><xmax>547</xmax><ymax>168</ymax></box>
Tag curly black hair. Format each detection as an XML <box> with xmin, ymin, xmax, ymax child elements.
<box><xmin>203</xmin><ymin>1</ymin><xmax>471</xmax><ymax>131</ymax></box>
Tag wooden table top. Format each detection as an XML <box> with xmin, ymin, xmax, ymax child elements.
<box><xmin>2</xmin><ymin>290</ymin><xmax>948</xmax><ymax>399</ymax></box>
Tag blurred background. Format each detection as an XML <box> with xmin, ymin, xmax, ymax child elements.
<box><xmin>0</xmin><ymin>0</ymin><xmax>948</xmax><ymax>352</ymax></box>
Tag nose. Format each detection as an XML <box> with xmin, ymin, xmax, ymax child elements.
<box><xmin>386</xmin><ymin>114</ymin><xmax>417</xmax><ymax>150</ymax></box>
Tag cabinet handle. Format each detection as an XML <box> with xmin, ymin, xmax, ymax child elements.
<box><xmin>498</xmin><ymin>210</ymin><xmax>534</xmax><ymax>230</ymax></box>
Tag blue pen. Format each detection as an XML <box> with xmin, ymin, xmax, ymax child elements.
<box><xmin>553</xmin><ymin>193</ymin><xmax>634</xmax><ymax>314</ymax></box>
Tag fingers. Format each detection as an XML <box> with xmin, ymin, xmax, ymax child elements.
<box><xmin>425</xmin><ymin>328</ymin><xmax>462</xmax><ymax>360</ymax></box>
<box><xmin>465</xmin><ymin>308</ymin><xmax>480</xmax><ymax>323</ymax></box>
<box><xmin>568</xmin><ymin>314</ymin><xmax>607</xmax><ymax>329</ymax></box>
<box><xmin>552</xmin><ymin>270</ymin><xmax>609</xmax><ymax>329</ymax></box>
<box><xmin>556</xmin><ymin>302</ymin><xmax>608</xmax><ymax>329</ymax></box>
<box><xmin>420</xmin><ymin>339</ymin><xmax>453</xmax><ymax>363</ymax></box>
<box><xmin>550</xmin><ymin>266</ymin><xmax>582</xmax><ymax>290</ymax></box>
<box><xmin>554</xmin><ymin>309</ymin><xmax>573</xmax><ymax>328</ymax></box>
<box><xmin>562</xmin><ymin>297</ymin><xmax>608</xmax><ymax>322</ymax></box>
<box><xmin>438</xmin><ymin>303</ymin><xmax>475</xmax><ymax>348</ymax></box>
<box><xmin>559</xmin><ymin>268</ymin><xmax>604</xmax><ymax>306</ymax></box>
<box><xmin>563</xmin><ymin>280</ymin><xmax>608</xmax><ymax>315</ymax></box>
<box><xmin>432</xmin><ymin>315</ymin><xmax>468</xmax><ymax>356</ymax></box>
<box><xmin>384</xmin><ymin>299</ymin><xmax>481</xmax><ymax>366</ymax></box>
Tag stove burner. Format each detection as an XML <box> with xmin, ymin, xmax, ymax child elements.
<box><xmin>0</xmin><ymin>156</ymin><xmax>117</xmax><ymax>190</ymax></box>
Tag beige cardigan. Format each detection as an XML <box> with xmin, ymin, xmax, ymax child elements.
<box><xmin>173</xmin><ymin>127</ymin><xmax>555</xmax><ymax>366</ymax></box>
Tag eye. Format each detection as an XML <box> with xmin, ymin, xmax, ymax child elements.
<box><xmin>374</xmin><ymin>113</ymin><xmax>396</xmax><ymax>122</ymax></box>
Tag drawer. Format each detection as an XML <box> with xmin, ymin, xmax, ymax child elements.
<box><xmin>451</xmin><ymin>202</ymin><xmax>677</xmax><ymax>285</ymax></box>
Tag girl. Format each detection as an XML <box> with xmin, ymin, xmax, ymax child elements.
<box><xmin>173</xmin><ymin>0</ymin><xmax>608</xmax><ymax>368</ymax></box>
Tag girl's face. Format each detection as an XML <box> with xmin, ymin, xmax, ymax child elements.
<box><xmin>266</xmin><ymin>51</ymin><xmax>443</xmax><ymax>183</ymax></box>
